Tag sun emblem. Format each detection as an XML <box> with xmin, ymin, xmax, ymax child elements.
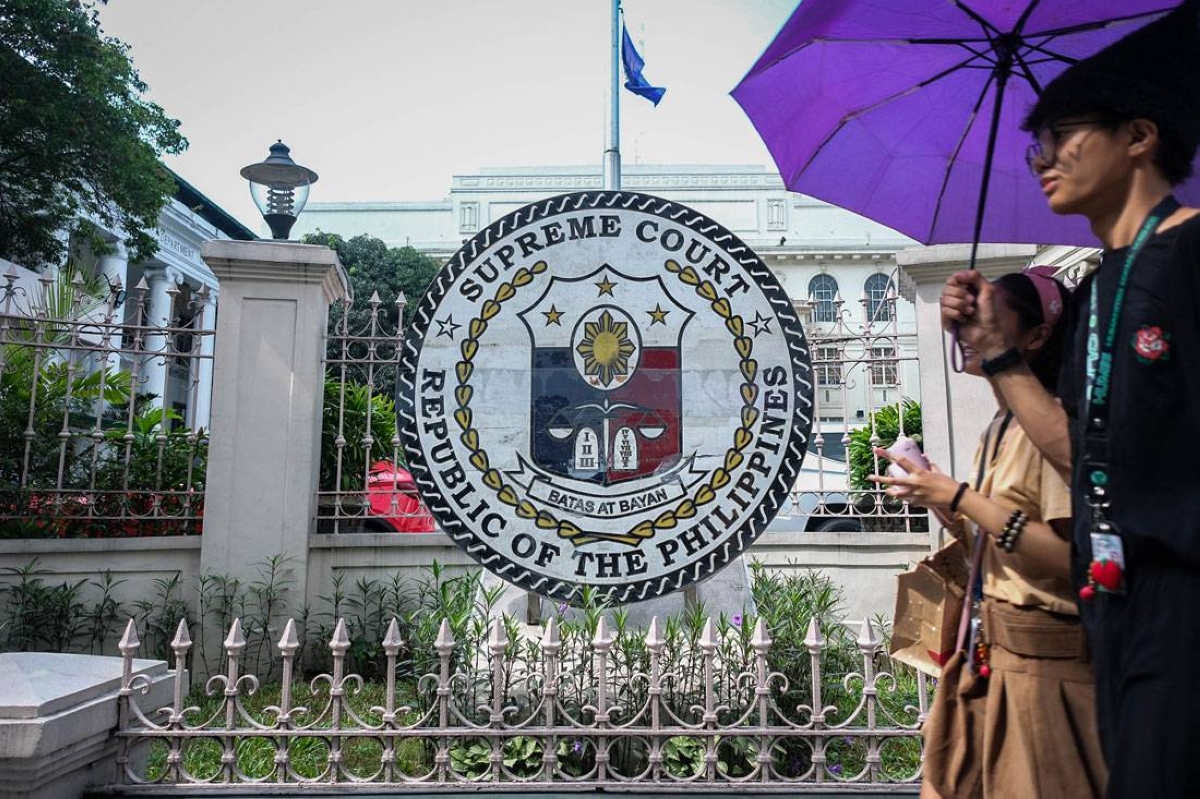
<box><xmin>575</xmin><ymin>309</ymin><xmax>637</xmax><ymax>387</ymax></box>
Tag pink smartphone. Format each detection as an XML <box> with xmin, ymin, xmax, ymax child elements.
<box><xmin>885</xmin><ymin>435</ymin><xmax>930</xmax><ymax>478</ymax></box>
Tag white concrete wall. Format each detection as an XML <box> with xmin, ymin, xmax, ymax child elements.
<box><xmin>0</xmin><ymin>537</ymin><xmax>201</xmax><ymax>653</ymax></box>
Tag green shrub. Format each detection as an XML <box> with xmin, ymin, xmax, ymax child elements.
<box><xmin>847</xmin><ymin>399</ymin><xmax>922</xmax><ymax>492</ymax></box>
<box><xmin>319</xmin><ymin>378</ymin><xmax>400</xmax><ymax>492</ymax></box>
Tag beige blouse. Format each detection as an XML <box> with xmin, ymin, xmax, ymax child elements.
<box><xmin>968</xmin><ymin>415</ymin><xmax>1076</xmax><ymax>615</ymax></box>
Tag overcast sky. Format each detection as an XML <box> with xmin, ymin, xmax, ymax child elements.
<box><xmin>98</xmin><ymin>0</ymin><xmax>797</xmax><ymax>231</ymax></box>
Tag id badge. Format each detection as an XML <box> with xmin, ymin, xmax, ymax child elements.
<box><xmin>1089</xmin><ymin>532</ymin><xmax>1127</xmax><ymax>595</ymax></box>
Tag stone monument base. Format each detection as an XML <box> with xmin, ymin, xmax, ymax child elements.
<box><xmin>478</xmin><ymin>556</ymin><xmax>757</xmax><ymax>631</ymax></box>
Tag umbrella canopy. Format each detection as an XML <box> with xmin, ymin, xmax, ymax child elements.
<box><xmin>733</xmin><ymin>1</ymin><xmax>1199</xmax><ymax>248</ymax></box>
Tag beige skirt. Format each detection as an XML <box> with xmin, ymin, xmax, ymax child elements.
<box><xmin>922</xmin><ymin>600</ymin><xmax>1108</xmax><ymax>799</ymax></box>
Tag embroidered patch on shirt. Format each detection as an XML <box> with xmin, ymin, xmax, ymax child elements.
<box><xmin>1132</xmin><ymin>324</ymin><xmax>1171</xmax><ymax>364</ymax></box>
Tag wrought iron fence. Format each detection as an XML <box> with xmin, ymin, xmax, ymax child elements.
<box><xmin>320</xmin><ymin>287</ymin><xmax>927</xmax><ymax>536</ymax></box>
<box><xmin>0</xmin><ymin>267</ymin><xmax>211</xmax><ymax>538</ymax></box>
<box><xmin>784</xmin><ymin>290</ymin><xmax>926</xmax><ymax>534</ymax></box>
<box><xmin>113</xmin><ymin>612</ymin><xmax>928</xmax><ymax>789</ymax></box>
<box><xmin>321</xmin><ymin>291</ymin><xmax>435</xmax><ymax>534</ymax></box>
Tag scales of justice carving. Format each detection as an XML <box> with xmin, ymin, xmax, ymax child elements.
<box><xmin>399</xmin><ymin>191</ymin><xmax>813</xmax><ymax>604</ymax></box>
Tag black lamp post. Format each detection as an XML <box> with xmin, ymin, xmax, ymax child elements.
<box><xmin>240</xmin><ymin>140</ymin><xmax>319</xmax><ymax>240</ymax></box>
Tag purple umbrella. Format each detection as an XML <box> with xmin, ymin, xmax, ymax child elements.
<box><xmin>733</xmin><ymin>1</ymin><xmax>1197</xmax><ymax>250</ymax></box>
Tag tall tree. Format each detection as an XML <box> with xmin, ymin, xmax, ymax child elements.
<box><xmin>303</xmin><ymin>231</ymin><xmax>441</xmax><ymax>342</ymax></box>
<box><xmin>0</xmin><ymin>0</ymin><xmax>186</xmax><ymax>267</ymax></box>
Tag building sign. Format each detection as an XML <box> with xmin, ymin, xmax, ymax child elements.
<box><xmin>400</xmin><ymin>191</ymin><xmax>813</xmax><ymax>604</ymax></box>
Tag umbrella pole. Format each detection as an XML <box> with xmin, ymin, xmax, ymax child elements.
<box><xmin>952</xmin><ymin>48</ymin><xmax>1015</xmax><ymax>372</ymax></box>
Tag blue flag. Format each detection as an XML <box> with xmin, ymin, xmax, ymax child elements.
<box><xmin>621</xmin><ymin>24</ymin><xmax>666</xmax><ymax>106</ymax></box>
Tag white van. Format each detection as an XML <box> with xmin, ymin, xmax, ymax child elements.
<box><xmin>769</xmin><ymin>426</ymin><xmax>862</xmax><ymax>533</ymax></box>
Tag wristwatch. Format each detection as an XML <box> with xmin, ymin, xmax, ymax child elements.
<box><xmin>981</xmin><ymin>346</ymin><xmax>1022</xmax><ymax>376</ymax></box>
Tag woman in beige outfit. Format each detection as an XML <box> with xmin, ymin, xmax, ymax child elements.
<box><xmin>875</xmin><ymin>268</ymin><xmax>1106</xmax><ymax>799</ymax></box>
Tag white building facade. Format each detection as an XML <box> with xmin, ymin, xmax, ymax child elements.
<box><xmin>2</xmin><ymin>170</ymin><xmax>256</xmax><ymax>430</ymax></box>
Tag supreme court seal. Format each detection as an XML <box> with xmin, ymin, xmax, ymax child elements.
<box><xmin>399</xmin><ymin>191</ymin><xmax>813</xmax><ymax>604</ymax></box>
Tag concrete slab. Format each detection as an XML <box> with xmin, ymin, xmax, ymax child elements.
<box><xmin>0</xmin><ymin>652</ymin><xmax>166</xmax><ymax>720</ymax></box>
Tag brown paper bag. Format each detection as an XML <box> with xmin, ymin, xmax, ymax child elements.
<box><xmin>921</xmin><ymin>648</ymin><xmax>988</xmax><ymax>797</ymax></box>
<box><xmin>889</xmin><ymin>539</ymin><xmax>970</xmax><ymax>677</ymax></box>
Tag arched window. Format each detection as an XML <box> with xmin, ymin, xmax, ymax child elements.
<box><xmin>865</xmin><ymin>273</ymin><xmax>894</xmax><ymax>322</ymax></box>
<box><xmin>808</xmin><ymin>274</ymin><xmax>839</xmax><ymax>323</ymax></box>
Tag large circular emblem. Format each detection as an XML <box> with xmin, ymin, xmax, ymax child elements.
<box><xmin>399</xmin><ymin>191</ymin><xmax>813</xmax><ymax>604</ymax></box>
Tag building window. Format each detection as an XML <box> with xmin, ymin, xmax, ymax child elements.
<box><xmin>767</xmin><ymin>199</ymin><xmax>786</xmax><ymax>231</ymax></box>
<box><xmin>808</xmin><ymin>274</ymin><xmax>839</xmax><ymax>323</ymax></box>
<box><xmin>459</xmin><ymin>202</ymin><xmax>479</xmax><ymax>233</ymax></box>
<box><xmin>870</xmin><ymin>345</ymin><xmax>898</xmax><ymax>386</ymax></box>
<box><xmin>813</xmin><ymin>345</ymin><xmax>842</xmax><ymax>385</ymax></box>
<box><xmin>865</xmin><ymin>273</ymin><xmax>894</xmax><ymax>323</ymax></box>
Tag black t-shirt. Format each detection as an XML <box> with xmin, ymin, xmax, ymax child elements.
<box><xmin>1060</xmin><ymin>213</ymin><xmax>1200</xmax><ymax>569</ymax></box>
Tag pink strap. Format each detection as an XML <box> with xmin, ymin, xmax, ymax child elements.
<box><xmin>956</xmin><ymin>530</ymin><xmax>986</xmax><ymax>653</ymax></box>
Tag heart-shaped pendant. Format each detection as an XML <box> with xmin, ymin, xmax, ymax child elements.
<box><xmin>1090</xmin><ymin>559</ymin><xmax>1123</xmax><ymax>591</ymax></box>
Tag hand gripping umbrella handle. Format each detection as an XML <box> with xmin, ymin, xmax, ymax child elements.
<box><xmin>951</xmin><ymin>323</ymin><xmax>966</xmax><ymax>373</ymax></box>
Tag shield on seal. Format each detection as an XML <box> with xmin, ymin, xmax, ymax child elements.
<box><xmin>518</xmin><ymin>264</ymin><xmax>693</xmax><ymax>486</ymax></box>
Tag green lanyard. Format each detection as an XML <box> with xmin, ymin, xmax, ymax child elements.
<box><xmin>1083</xmin><ymin>195</ymin><xmax>1179</xmax><ymax>489</ymax></box>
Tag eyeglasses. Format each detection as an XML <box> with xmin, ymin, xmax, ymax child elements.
<box><xmin>1024</xmin><ymin>119</ymin><xmax>1124</xmax><ymax>176</ymax></box>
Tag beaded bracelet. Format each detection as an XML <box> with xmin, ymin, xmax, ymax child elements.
<box><xmin>995</xmin><ymin>508</ymin><xmax>1028</xmax><ymax>553</ymax></box>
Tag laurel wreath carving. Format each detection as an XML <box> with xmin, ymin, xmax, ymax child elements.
<box><xmin>450</xmin><ymin>257</ymin><xmax>759</xmax><ymax>548</ymax></box>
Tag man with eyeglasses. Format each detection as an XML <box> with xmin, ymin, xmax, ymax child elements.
<box><xmin>941</xmin><ymin>4</ymin><xmax>1200</xmax><ymax>796</ymax></box>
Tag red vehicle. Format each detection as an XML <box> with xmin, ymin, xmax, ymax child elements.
<box><xmin>365</xmin><ymin>460</ymin><xmax>437</xmax><ymax>532</ymax></box>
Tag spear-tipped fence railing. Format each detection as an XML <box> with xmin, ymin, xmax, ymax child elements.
<box><xmin>0</xmin><ymin>267</ymin><xmax>212</xmax><ymax>538</ymax></box>
<box><xmin>113</xmin><ymin>613</ymin><xmax>928</xmax><ymax>790</ymax></box>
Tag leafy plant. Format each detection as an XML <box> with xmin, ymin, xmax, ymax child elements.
<box><xmin>84</xmin><ymin>570</ymin><xmax>126</xmax><ymax>653</ymax></box>
<box><xmin>320</xmin><ymin>378</ymin><xmax>399</xmax><ymax>492</ymax></box>
<box><xmin>717</xmin><ymin>736</ymin><xmax>757</xmax><ymax>777</ymax></box>
<box><xmin>449</xmin><ymin>739</ymin><xmax>491</xmax><ymax>778</ymax></box>
<box><xmin>131</xmin><ymin>574</ymin><xmax>190</xmax><ymax>661</ymax></box>
<box><xmin>662</xmin><ymin>736</ymin><xmax>706</xmax><ymax>778</ymax></box>
<box><xmin>502</xmin><ymin>736</ymin><xmax>544</xmax><ymax>778</ymax></box>
<box><xmin>0</xmin><ymin>559</ymin><xmax>99</xmax><ymax>651</ymax></box>
<box><xmin>847</xmin><ymin>399</ymin><xmax>922</xmax><ymax>491</ymax></box>
<box><xmin>88</xmin><ymin>406</ymin><xmax>206</xmax><ymax>528</ymax></box>
<box><xmin>556</xmin><ymin>738</ymin><xmax>595</xmax><ymax>777</ymax></box>
<box><xmin>0</xmin><ymin>264</ymin><xmax>133</xmax><ymax>494</ymax></box>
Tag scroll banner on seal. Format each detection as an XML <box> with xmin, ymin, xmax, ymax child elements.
<box><xmin>399</xmin><ymin>191</ymin><xmax>814</xmax><ymax>604</ymax></box>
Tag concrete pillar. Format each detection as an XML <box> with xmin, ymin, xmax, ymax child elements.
<box><xmin>95</xmin><ymin>244</ymin><xmax>128</xmax><ymax>372</ymax></box>
<box><xmin>897</xmin><ymin>244</ymin><xmax>1037</xmax><ymax>547</ymax></box>
<box><xmin>191</xmin><ymin>285</ymin><xmax>217</xmax><ymax>431</ymax></box>
<box><xmin>198</xmin><ymin>241</ymin><xmax>347</xmax><ymax>608</ymax></box>
<box><xmin>141</xmin><ymin>265</ymin><xmax>179</xmax><ymax>407</ymax></box>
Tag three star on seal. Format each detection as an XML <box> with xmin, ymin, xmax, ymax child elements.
<box><xmin>542</xmin><ymin>305</ymin><xmax>564</xmax><ymax>326</ymax></box>
<box><xmin>436</xmin><ymin>315</ymin><xmax>462</xmax><ymax>339</ymax></box>
<box><xmin>748</xmin><ymin>310</ymin><xmax>774</xmax><ymax>337</ymax></box>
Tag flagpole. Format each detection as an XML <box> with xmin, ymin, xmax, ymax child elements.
<box><xmin>604</xmin><ymin>0</ymin><xmax>622</xmax><ymax>190</ymax></box>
